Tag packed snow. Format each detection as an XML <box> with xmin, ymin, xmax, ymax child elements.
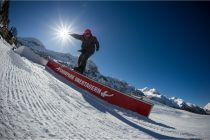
<box><xmin>1</xmin><ymin>38</ymin><xmax>210</xmax><ymax>139</ymax></box>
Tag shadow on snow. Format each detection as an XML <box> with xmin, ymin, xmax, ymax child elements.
<box><xmin>46</xmin><ymin>67</ymin><xmax>188</xmax><ymax>139</ymax></box>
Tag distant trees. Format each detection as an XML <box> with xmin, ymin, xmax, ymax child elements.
<box><xmin>10</xmin><ymin>26</ymin><xmax>17</xmax><ymax>37</ymax></box>
<box><xmin>0</xmin><ymin>0</ymin><xmax>10</xmax><ymax>27</ymax></box>
<box><xmin>0</xmin><ymin>0</ymin><xmax>18</xmax><ymax>46</ymax></box>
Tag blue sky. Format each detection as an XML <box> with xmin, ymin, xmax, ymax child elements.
<box><xmin>10</xmin><ymin>1</ymin><xmax>210</xmax><ymax>106</ymax></box>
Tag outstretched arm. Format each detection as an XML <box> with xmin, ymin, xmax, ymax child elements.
<box><xmin>69</xmin><ymin>33</ymin><xmax>83</xmax><ymax>40</ymax></box>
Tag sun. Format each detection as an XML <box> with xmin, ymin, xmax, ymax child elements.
<box><xmin>50</xmin><ymin>18</ymin><xmax>75</xmax><ymax>46</ymax></box>
<box><xmin>55</xmin><ymin>24</ymin><xmax>70</xmax><ymax>43</ymax></box>
<box><xmin>58</xmin><ymin>28</ymin><xmax>69</xmax><ymax>40</ymax></box>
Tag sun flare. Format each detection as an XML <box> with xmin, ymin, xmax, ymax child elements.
<box><xmin>58</xmin><ymin>28</ymin><xmax>69</xmax><ymax>40</ymax></box>
<box><xmin>50</xmin><ymin>19</ymin><xmax>75</xmax><ymax>46</ymax></box>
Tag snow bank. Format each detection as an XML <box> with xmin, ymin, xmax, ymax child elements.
<box><xmin>14</xmin><ymin>46</ymin><xmax>48</xmax><ymax>66</ymax></box>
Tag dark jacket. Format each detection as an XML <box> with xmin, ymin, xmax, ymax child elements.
<box><xmin>70</xmin><ymin>33</ymin><xmax>100</xmax><ymax>54</ymax></box>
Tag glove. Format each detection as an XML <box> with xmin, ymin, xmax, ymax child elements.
<box><xmin>68</xmin><ymin>32</ymin><xmax>73</xmax><ymax>35</ymax></box>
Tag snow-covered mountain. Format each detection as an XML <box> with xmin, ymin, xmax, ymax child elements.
<box><xmin>204</xmin><ymin>103</ymin><xmax>210</xmax><ymax>111</ymax></box>
<box><xmin>17</xmin><ymin>37</ymin><xmax>207</xmax><ymax>115</ymax></box>
<box><xmin>140</xmin><ymin>87</ymin><xmax>206</xmax><ymax>114</ymax></box>
<box><xmin>1</xmin><ymin>37</ymin><xmax>210</xmax><ymax>139</ymax></box>
<box><xmin>17</xmin><ymin>37</ymin><xmax>46</xmax><ymax>51</ymax></box>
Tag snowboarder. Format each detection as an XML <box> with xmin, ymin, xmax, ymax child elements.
<box><xmin>69</xmin><ymin>29</ymin><xmax>100</xmax><ymax>74</ymax></box>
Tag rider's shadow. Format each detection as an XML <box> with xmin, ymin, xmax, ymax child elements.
<box><xmin>46</xmin><ymin>67</ymin><xmax>190</xmax><ymax>139</ymax></box>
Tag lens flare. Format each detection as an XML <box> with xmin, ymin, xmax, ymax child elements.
<box><xmin>50</xmin><ymin>18</ymin><xmax>75</xmax><ymax>46</ymax></box>
<box><xmin>58</xmin><ymin>28</ymin><xmax>69</xmax><ymax>40</ymax></box>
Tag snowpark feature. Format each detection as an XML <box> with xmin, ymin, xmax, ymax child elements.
<box><xmin>46</xmin><ymin>59</ymin><xmax>153</xmax><ymax>117</ymax></box>
<box><xmin>1</xmin><ymin>38</ymin><xmax>210</xmax><ymax>139</ymax></box>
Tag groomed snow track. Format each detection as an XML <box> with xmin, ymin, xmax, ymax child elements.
<box><xmin>1</xmin><ymin>39</ymin><xmax>210</xmax><ymax>139</ymax></box>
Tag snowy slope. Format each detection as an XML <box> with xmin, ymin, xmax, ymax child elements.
<box><xmin>1</xmin><ymin>38</ymin><xmax>210</xmax><ymax>139</ymax></box>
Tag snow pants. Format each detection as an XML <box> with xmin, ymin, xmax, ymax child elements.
<box><xmin>77</xmin><ymin>52</ymin><xmax>93</xmax><ymax>74</ymax></box>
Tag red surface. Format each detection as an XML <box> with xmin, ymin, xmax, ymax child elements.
<box><xmin>46</xmin><ymin>59</ymin><xmax>153</xmax><ymax>117</ymax></box>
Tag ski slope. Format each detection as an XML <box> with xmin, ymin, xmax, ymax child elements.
<box><xmin>0</xmin><ymin>40</ymin><xmax>210</xmax><ymax>139</ymax></box>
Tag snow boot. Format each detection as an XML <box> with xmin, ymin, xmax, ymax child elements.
<box><xmin>73</xmin><ymin>67</ymin><xmax>83</xmax><ymax>74</ymax></box>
